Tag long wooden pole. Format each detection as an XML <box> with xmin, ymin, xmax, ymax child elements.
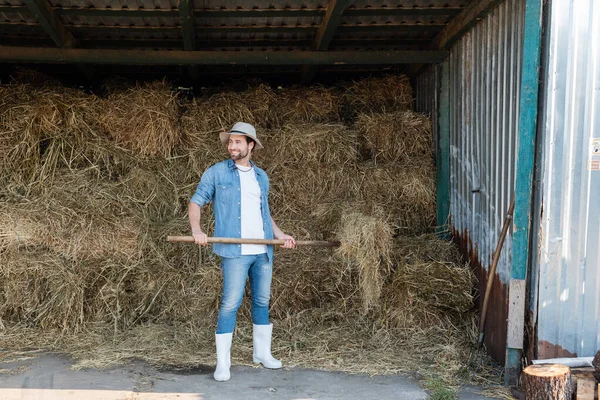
<box><xmin>478</xmin><ymin>196</ymin><xmax>515</xmax><ymax>348</ymax></box>
<box><xmin>167</xmin><ymin>236</ymin><xmax>340</xmax><ymax>247</ymax></box>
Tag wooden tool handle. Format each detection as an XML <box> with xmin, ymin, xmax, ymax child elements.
<box><xmin>167</xmin><ymin>236</ymin><xmax>340</xmax><ymax>247</ymax></box>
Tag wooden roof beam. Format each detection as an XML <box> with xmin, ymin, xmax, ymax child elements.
<box><xmin>23</xmin><ymin>0</ymin><xmax>75</xmax><ymax>48</ymax></box>
<box><xmin>432</xmin><ymin>0</ymin><xmax>504</xmax><ymax>50</ymax></box>
<box><xmin>406</xmin><ymin>0</ymin><xmax>504</xmax><ymax>79</ymax></box>
<box><xmin>0</xmin><ymin>47</ymin><xmax>448</xmax><ymax>65</ymax></box>
<box><xmin>302</xmin><ymin>0</ymin><xmax>350</xmax><ymax>82</ymax></box>
<box><xmin>23</xmin><ymin>0</ymin><xmax>95</xmax><ymax>82</ymax></box>
<box><xmin>178</xmin><ymin>0</ymin><xmax>199</xmax><ymax>82</ymax></box>
<box><xmin>0</xmin><ymin>5</ymin><xmax>463</xmax><ymax>18</ymax></box>
<box><xmin>179</xmin><ymin>0</ymin><xmax>195</xmax><ymax>51</ymax></box>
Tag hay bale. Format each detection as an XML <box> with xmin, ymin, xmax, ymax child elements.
<box><xmin>0</xmin><ymin>251</ymin><xmax>87</xmax><ymax>331</ymax></box>
<box><xmin>260</xmin><ymin>124</ymin><xmax>358</xmax><ymax>218</ymax></box>
<box><xmin>0</xmin><ymin>201</ymin><xmax>145</xmax><ymax>261</ymax></box>
<box><xmin>270</xmin><ymin>248</ymin><xmax>357</xmax><ymax>320</ymax></box>
<box><xmin>358</xmin><ymin>159</ymin><xmax>436</xmax><ymax>234</ymax></box>
<box><xmin>336</xmin><ymin>212</ymin><xmax>393</xmax><ymax>314</ymax></box>
<box><xmin>98</xmin><ymin>81</ymin><xmax>180</xmax><ymax>158</ymax></box>
<box><xmin>356</xmin><ymin>110</ymin><xmax>432</xmax><ymax>163</ymax></box>
<box><xmin>383</xmin><ymin>234</ymin><xmax>473</xmax><ymax>325</ymax></box>
<box><xmin>182</xmin><ymin>84</ymin><xmax>277</xmax><ymax>137</ymax></box>
<box><xmin>0</xmin><ymin>84</ymin><xmax>105</xmax><ymax>187</ymax></box>
<box><xmin>274</xmin><ymin>85</ymin><xmax>341</xmax><ymax>124</ymax></box>
<box><xmin>343</xmin><ymin>74</ymin><xmax>413</xmax><ymax>116</ymax></box>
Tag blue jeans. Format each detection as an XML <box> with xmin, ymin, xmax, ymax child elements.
<box><xmin>216</xmin><ymin>253</ymin><xmax>272</xmax><ymax>334</ymax></box>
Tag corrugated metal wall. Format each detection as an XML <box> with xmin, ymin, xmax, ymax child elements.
<box><xmin>415</xmin><ymin>0</ymin><xmax>525</xmax><ymax>363</ymax></box>
<box><xmin>533</xmin><ymin>0</ymin><xmax>600</xmax><ymax>359</ymax></box>
<box><xmin>415</xmin><ymin>64</ymin><xmax>438</xmax><ymax>157</ymax></box>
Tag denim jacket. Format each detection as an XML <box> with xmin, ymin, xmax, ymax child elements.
<box><xmin>190</xmin><ymin>159</ymin><xmax>274</xmax><ymax>261</ymax></box>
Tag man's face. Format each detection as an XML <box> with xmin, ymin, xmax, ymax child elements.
<box><xmin>227</xmin><ymin>134</ymin><xmax>253</xmax><ymax>161</ymax></box>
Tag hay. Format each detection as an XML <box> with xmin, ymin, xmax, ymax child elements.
<box><xmin>356</xmin><ymin>110</ymin><xmax>433</xmax><ymax>163</ymax></box>
<box><xmin>336</xmin><ymin>212</ymin><xmax>393</xmax><ymax>314</ymax></box>
<box><xmin>0</xmin><ymin>76</ymin><xmax>502</xmax><ymax>388</ymax></box>
<box><xmin>0</xmin><ymin>201</ymin><xmax>145</xmax><ymax>261</ymax></box>
<box><xmin>0</xmin><ymin>84</ymin><xmax>107</xmax><ymax>188</ymax></box>
<box><xmin>343</xmin><ymin>74</ymin><xmax>413</xmax><ymax>115</ymax></box>
<box><xmin>356</xmin><ymin>159</ymin><xmax>436</xmax><ymax>234</ymax></box>
<box><xmin>98</xmin><ymin>80</ymin><xmax>180</xmax><ymax>158</ymax></box>
<box><xmin>182</xmin><ymin>84</ymin><xmax>277</xmax><ymax>136</ymax></box>
<box><xmin>274</xmin><ymin>85</ymin><xmax>341</xmax><ymax>123</ymax></box>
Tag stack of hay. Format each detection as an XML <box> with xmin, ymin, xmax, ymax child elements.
<box><xmin>0</xmin><ymin>73</ymin><xmax>478</xmax><ymax>382</ymax></box>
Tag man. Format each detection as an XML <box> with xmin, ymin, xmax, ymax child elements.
<box><xmin>188</xmin><ymin>122</ymin><xmax>296</xmax><ymax>382</ymax></box>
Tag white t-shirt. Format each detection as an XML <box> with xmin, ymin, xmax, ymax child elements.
<box><xmin>237</xmin><ymin>165</ymin><xmax>267</xmax><ymax>255</ymax></box>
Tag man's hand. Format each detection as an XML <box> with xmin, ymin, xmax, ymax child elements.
<box><xmin>192</xmin><ymin>230</ymin><xmax>208</xmax><ymax>246</ymax></box>
<box><xmin>278</xmin><ymin>234</ymin><xmax>296</xmax><ymax>249</ymax></box>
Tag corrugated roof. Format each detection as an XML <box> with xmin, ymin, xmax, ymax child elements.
<box><xmin>0</xmin><ymin>0</ymin><xmax>483</xmax><ymax>81</ymax></box>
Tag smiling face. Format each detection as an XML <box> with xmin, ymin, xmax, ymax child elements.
<box><xmin>227</xmin><ymin>134</ymin><xmax>254</xmax><ymax>164</ymax></box>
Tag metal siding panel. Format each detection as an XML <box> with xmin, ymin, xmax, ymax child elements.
<box><xmin>447</xmin><ymin>0</ymin><xmax>523</xmax><ymax>284</ymax></box>
<box><xmin>536</xmin><ymin>0</ymin><xmax>600</xmax><ymax>359</ymax></box>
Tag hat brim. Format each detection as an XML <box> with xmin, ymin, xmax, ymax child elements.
<box><xmin>220</xmin><ymin>131</ymin><xmax>264</xmax><ymax>150</ymax></box>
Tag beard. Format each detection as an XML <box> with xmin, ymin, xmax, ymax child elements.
<box><xmin>229</xmin><ymin>148</ymin><xmax>249</xmax><ymax>161</ymax></box>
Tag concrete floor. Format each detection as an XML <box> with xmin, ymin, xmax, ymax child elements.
<box><xmin>0</xmin><ymin>353</ymin><xmax>500</xmax><ymax>400</ymax></box>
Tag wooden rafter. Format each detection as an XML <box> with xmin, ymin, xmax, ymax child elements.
<box><xmin>23</xmin><ymin>0</ymin><xmax>75</xmax><ymax>48</ymax></box>
<box><xmin>0</xmin><ymin>22</ymin><xmax>446</xmax><ymax>36</ymax></box>
<box><xmin>22</xmin><ymin>0</ymin><xmax>95</xmax><ymax>81</ymax></box>
<box><xmin>432</xmin><ymin>0</ymin><xmax>504</xmax><ymax>49</ymax></box>
<box><xmin>179</xmin><ymin>0</ymin><xmax>195</xmax><ymax>51</ymax></box>
<box><xmin>302</xmin><ymin>0</ymin><xmax>350</xmax><ymax>82</ymax></box>
<box><xmin>1</xmin><ymin>36</ymin><xmax>433</xmax><ymax>50</ymax></box>
<box><xmin>0</xmin><ymin>47</ymin><xmax>448</xmax><ymax>65</ymax></box>
<box><xmin>405</xmin><ymin>0</ymin><xmax>505</xmax><ymax>78</ymax></box>
<box><xmin>0</xmin><ymin>5</ymin><xmax>463</xmax><ymax>18</ymax></box>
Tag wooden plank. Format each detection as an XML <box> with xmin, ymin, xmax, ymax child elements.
<box><xmin>575</xmin><ymin>378</ymin><xmax>595</xmax><ymax>400</ymax></box>
<box><xmin>302</xmin><ymin>0</ymin><xmax>349</xmax><ymax>82</ymax></box>
<box><xmin>179</xmin><ymin>0</ymin><xmax>195</xmax><ymax>51</ymax></box>
<box><xmin>68</xmin><ymin>25</ymin><xmax>315</xmax><ymax>34</ymax></box>
<box><xmin>344</xmin><ymin>7</ymin><xmax>462</xmax><ymax>16</ymax></box>
<box><xmin>338</xmin><ymin>24</ymin><xmax>445</xmax><ymax>33</ymax></box>
<box><xmin>0</xmin><ymin>46</ymin><xmax>449</xmax><ymax>65</ymax></box>
<box><xmin>0</xmin><ymin>6</ymin><xmax>463</xmax><ymax>18</ymax></box>
<box><xmin>22</xmin><ymin>0</ymin><xmax>94</xmax><ymax>81</ymax></box>
<box><xmin>431</xmin><ymin>0</ymin><xmax>503</xmax><ymax>50</ymax></box>
<box><xmin>507</xmin><ymin>279</ymin><xmax>525</xmax><ymax>349</ymax></box>
<box><xmin>50</xmin><ymin>7</ymin><xmax>461</xmax><ymax>18</ymax></box>
<box><xmin>23</xmin><ymin>0</ymin><xmax>74</xmax><ymax>48</ymax></box>
<box><xmin>505</xmin><ymin>0</ymin><xmax>543</xmax><ymax>387</ymax></box>
<box><xmin>0</xmin><ymin>21</ymin><xmax>443</xmax><ymax>35</ymax></box>
<box><xmin>317</xmin><ymin>1</ymin><xmax>361</xmax><ymax>50</ymax></box>
<box><xmin>436</xmin><ymin>60</ymin><xmax>450</xmax><ymax>229</ymax></box>
<box><xmin>0</xmin><ymin>5</ymin><xmax>28</xmax><ymax>13</ymax></box>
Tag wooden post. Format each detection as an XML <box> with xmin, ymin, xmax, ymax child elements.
<box><xmin>574</xmin><ymin>377</ymin><xmax>595</xmax><ymax>400</ymax></box>
<box><xmin>522</xmin><ymin>364</ymin><xmax>572</xmax><ymax>400</ymax></box>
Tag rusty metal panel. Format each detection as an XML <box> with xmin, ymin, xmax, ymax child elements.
<box><xmin>533</xmin><ymin>0</ymin><xmax>600</xmax><ymax>360</ymax></box>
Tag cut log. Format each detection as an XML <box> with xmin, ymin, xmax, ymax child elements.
<box><xmin>593</xmin><ymin>350</ymin><xmax>600</xmax><ymax>382</ymax></box>
<box><xmin>522</xmin><ymin>364</ymin><xmax>573</xmax><ymax>400</ymax></box>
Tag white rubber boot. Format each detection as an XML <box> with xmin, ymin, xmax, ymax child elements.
<box><xmin>252</xmin><ymin>323</ymin><xmax>282</xmax><ymax>369</ymax></box>
<box><xmin>214</xmin><ymin>332</ymin><xmax>233</xmax><ymax>381</ymax></box>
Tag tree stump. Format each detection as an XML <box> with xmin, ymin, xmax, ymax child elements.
<box><xmin>522</xmin><ymin>364</ymin><xmax>573</xmax><ymax>400</ymax></box>
<box><xmin>593</xmin><ymin>350</ymin><xmax>600</xmax><ymax>382</ymax></box>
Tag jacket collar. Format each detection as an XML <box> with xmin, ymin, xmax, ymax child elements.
<box><xmin>227</xmin><ymin>158</ymin><xmax>260</xmax><ymax>174</ymax></box>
